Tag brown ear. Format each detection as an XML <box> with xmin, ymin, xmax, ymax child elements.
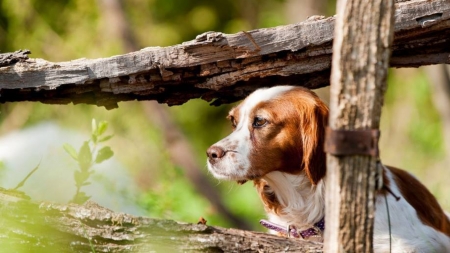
<box><xmin>254</xmin><ymin>179</ymin><xmax>282</xmax><ymax>214</ymax></box>
<box><xmin>300</xmin><ymin>95</ymin><xmax>328</xmax><ymax>185</ymax></box>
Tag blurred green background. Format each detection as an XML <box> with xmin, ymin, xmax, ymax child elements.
<box><xmin>0</xmin><ymin>0</ymin><xmax>448</xmax><ymax>234</ymax></box>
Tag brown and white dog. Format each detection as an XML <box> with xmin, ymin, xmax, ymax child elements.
<box><xmin>206</xmin><ymin>86</ymin><xmax>450</xmax><ymax>252</ymax></box>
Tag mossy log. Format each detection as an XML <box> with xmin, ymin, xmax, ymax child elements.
<box><xmin>0</xmin><ymin>188</ymin><xmax>322</xmax><ymax>252</ymax></box>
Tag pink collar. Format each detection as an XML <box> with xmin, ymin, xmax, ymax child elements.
<box><xmin>259</xmin><ymin>217</ymin><xmax>325</xmax><ymax>239</ymax></box>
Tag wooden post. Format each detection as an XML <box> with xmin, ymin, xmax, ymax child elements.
<box><xmin>324</xmin><ymin>0</ymin><xmax>395</xmax><ymax>252</ymax></box>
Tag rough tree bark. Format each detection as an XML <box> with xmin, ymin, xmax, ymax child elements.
<box><xmin>324</xmin><ymin>0</ymin><xmax>394</xmax><ymax>252</ymax></box>
<box><xmin>0</xmin><ymin>188</ymin><xmax>322</xmax><ymax>252</ymax></box>
<box><xmin>0</xmin><ymin>0</ymin><xmax>449</xmax><ymax>109</ymax></box>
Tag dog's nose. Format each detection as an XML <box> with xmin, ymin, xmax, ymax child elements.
<box><xmin>206</xmin><ymin>146</ymin><xmax>226</xmax><ymax>159</ymax></box>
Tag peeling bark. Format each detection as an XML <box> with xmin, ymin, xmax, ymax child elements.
<box><xmin>0</xmin><ymin>0</ymin><xmax>449</xmax><ymax>109</ymax></box>
<box><xmin>0</xmin><ymin>188</ymin><xmax>322</xmax><ymax>252</ymax></box>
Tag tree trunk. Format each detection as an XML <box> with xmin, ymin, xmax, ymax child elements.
<box><xmin>0</xmin><ymin>0</ymin><xmax>449</xmax><ymax>109</ymax></box>
<box><xmin>0</xmin><ymin>188</ymin><xmax>322</xmax><ymax>252</ymax></box>
<box><xmin>324</xmin><ymin>0</ymin><xmax>395</xmax><ymax>252</ymax></box>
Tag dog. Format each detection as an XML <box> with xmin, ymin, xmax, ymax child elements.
<box><xmin>206</xmin><ymin>86</ymin><xmax>450</xmax><ymax>252</ymax></box>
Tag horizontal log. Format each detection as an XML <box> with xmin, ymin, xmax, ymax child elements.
<box><xmin>0</xmin><ymin>0</ymin><xmax>449</xmax><ymax>108</ymax></box>
<box><xmin>0</xmin><ymin>188</ymin><xmax>322</xmax><ymax>252</ymax></box>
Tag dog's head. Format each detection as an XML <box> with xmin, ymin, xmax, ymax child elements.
<box><xmin>206</xmin><ymin>86</ymin><xmax>328</xmax><ymax>185</ymax></box>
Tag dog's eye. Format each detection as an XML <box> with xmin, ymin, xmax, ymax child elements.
<box><xmin>230</xmin><ymin>116</ymin><xmax>237</xmax><ymax>128</ymax></box>
<box><xmin>253</xmin><ymin>116</ymin><xmax>267</xmax><ymax>128</ymax></box>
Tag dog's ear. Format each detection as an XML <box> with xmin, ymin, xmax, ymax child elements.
<box><xmin>254</xmin><ymin>179</ymin><xmax>283</xmax><ymax>214</ymax></box>
<box><xmin>299</xmin><ymin>95</ymin><xmax>328</xmax><ymax>185</ymax></box>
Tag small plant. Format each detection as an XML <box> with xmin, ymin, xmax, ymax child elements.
<box><xmin>63</xmin><ymin>119</ymin><xmax>114</xmax><ymax>204</ymax></box>
<box><xmin>13</xmin><ymin>161</ymin><xmax>40</xmax><ymax>190</ymax></box>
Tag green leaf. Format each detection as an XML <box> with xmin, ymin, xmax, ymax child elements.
<box><xmin>72</xmin><ymin>191</ymin><xmax>91</xmax><ymax>204</ymax></box>
<box><xmin>78</xmin><ymin>141</ymin><xmax>92</xmax><ymax>171</ymax></box>
<box><xmin>91</xmin><ymin>118</ymin><xmax>97</xmax><ymax>135</ymax></box>
<box><xmin>95</xmin><ymin>146</ymin><xmax>114</xmax><ymax>164</ymax></box>
<box><xmin>74</xmin><ymin>170</ymin><xmax>90</xmax><ymax>186</ymax></box>
<box><xmin>92</xmin><ymin>133</ymin><xmax>98</xmax><ymax>144</ymax></box>
<box><xmin>97</xmin><ymin>121</ymin><xmax>108</xmax><ymax>136</ymax></box>
<box><xmin>74</xmin><ymin>170</ymin><xmax>82</xmax><ymax>185</ymax></box>
<box><xmin>81</xmin><ymin>182</ymin><xmax>91</xmax><ymax>186</ymax></box>
<box><xmin>63</xmin><ymin>143</ymin><xmax>78</xmax><ymax>161</ymax></box>
<box><xmin>98</xmin><ymin>135</ymin><xmax>113</xmax><ymax>143</ymax></box>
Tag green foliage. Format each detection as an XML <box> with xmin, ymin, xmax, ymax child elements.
<box><xmin>64</xmin><ymin>119</ymin><xmax>114</xmax><ymax>204</ymax></box>
<box><xmin>382</xmin><ymin>70</ymin><xmax>445</xmax><ymax>167</ymax></box>
<box><xmin>380</xmin><ymin>69</ymin><xmax>448</xmax><ymax>211</ymax></box>
<box><xmin>408</xmin><ymin>74</ymin><xmax>444</xmax><ymax>156</ymax></box>
<box><xmin>63</xmin><ymin>143</ymin><xmax>78</xmax><ymax>160</ymax></box>
<box><xmin>95</xmin><ymin>147</ymin><xmax>114</xmax><ymax>164</ymax></box>
<box><xmin>138</xmin><ymin>162</ymin><xmax>234</xmax><ymax>228</ymax></box>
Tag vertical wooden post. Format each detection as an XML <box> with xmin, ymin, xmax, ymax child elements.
<box><xmin>324</xmin><ymin>0</ymin><xmax>395</xmax><ymax>252</ymax></box>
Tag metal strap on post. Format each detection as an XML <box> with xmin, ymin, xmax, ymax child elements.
<box><xmin>324</xmin><ymin>127</ymin><xmax>380</xmax><ymax>157</ymax></box>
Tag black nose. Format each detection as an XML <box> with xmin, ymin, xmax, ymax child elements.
<box><xmin>206</xmin><ymin>146</ymin><xmax>226</xmax><ymax>159</ymax></box>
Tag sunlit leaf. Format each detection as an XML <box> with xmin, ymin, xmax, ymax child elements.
<box><xmin>78</xmin><ymin>141</ymin><xmax>92</xmax><ymax>171</ymax></box>
<box><xmin>74</xmin><ymin>170</ymin><xmax>89</xmax><ymax>186</ymax></box>
<box><xmin>95</xmin><ymin>146</ymin><xmax>114</xmax><ymax>164</ymax></box>
<box><xmin>98</xmin><ymin>135</ymin><xmax>113</xmax><ymax>143</ymax></box>
<box><xmin>92</xmin><ymin>133</ymin><xmax>98</xmax><ymax>144</ymax></box>
<box><xmin>97</xmin><ymin>121</ymin><xmax>108</xmax><ymax>136</ymax></box>
<box><xmin>72</xmin><ymin>191</ymin><xmax>91</xmax><ymax>204</ymax></box>
<box><xmin>63</xmin><ymin>143</ymin><xmax>78</xmax><ymax>161</ymax></box>
<box><xmin>81</xmin><ymin>182</ymin><xmax>91</xmax><ymax>186</ymax></box>
<box><xmin>91</xmin><ymin>118</ymin><xmax>97</xmax><ymax>135</ymax></box>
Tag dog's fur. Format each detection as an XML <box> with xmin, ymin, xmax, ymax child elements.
<box><xmin>206</xmin><ymin>86</ymin><xmax>450</xmax><ymax>252</ymax></box>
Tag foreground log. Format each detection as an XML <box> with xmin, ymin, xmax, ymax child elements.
<box><xmin>0</xmin><ymin>0</ymin><xmax>449</xmax><ymax>109</ymax></box>
<box><xmin>0</xmin><ymin>188</ymin><xmax>322</xmax><ymax>252</ymax></box>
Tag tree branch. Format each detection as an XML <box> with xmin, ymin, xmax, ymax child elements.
<box><xmin>0</xmin><ymin>188</ymin><xmax>321</xmax><ymax>252</ymax></box>
<box><xmin>0</xmin><ymin>0</ymin><xmax>449</xmax><ymax>109</ymax></box>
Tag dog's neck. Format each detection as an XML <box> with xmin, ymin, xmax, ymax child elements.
<box><xmin>261</xmin><ymin>171</ymin><xmax>325</xmax><ymax>229</ymax></box>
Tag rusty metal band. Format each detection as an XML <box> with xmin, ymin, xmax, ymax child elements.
<box><xmin>324</xmin><ymin>127</ymin><xmax>380</xmax><ymax>157</ymax></box>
